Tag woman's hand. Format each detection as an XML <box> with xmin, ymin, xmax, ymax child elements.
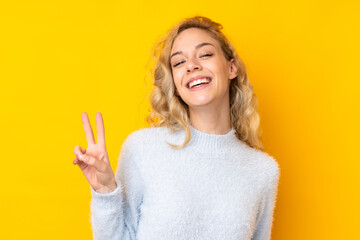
<box><xmin>73</xmin><ymin>112</ymin><xmax>117</xmax><ymax>193</ymax></box>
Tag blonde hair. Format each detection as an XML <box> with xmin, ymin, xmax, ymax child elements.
<box><xmin>146</xmin><ymin>16</ymin><xmax>264</xmax><ymax>150</ymax></box>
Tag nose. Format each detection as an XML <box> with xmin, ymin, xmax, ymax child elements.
<box><xmin>186</xmin><ymin>58</ymin><xmax>201</xmax><ymax>73</ymax></box>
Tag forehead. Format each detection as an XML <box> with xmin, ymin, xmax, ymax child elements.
<box><xmin>171</xmin><ymin>28</ymin><xmax>219</xmax><ymax>52</ymax></box>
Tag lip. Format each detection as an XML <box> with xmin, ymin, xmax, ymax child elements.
<box><xmin>186</xmin><ymin>75</ymin><xmax>212</xmax><ymax>88</ymax></box>
<box><xmin>188</xmin><ymin>80</ymin><xmax>212</xmax><ymax>91</ymax></box>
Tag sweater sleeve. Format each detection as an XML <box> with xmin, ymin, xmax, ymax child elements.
<box><xmin>252</xmin><ymin>163</ymin><xmax>280</xmax><ymax>240</ymax></box>
<box><xmin>90</xmin><ymin>133</ymin><xmax>144</xmax><ymax>240</ymax></box>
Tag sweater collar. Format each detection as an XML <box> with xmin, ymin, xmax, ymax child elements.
<box><xmin>187</xmin><ymin>123</ymin><xmax>239</xmax><ymax>150</ymax></box>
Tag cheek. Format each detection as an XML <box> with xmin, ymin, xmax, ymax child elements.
<box><xmin>205</xmin><ymin>61</ymin><xmax>221</xmax><ymax>73</ymax></box>
<box><xmin>172</xmin><ymin>70</ymin><xmax>183</xmax><ymax>88</ymax></box>
<box><xmin>209</xmin><ymin>61</ymin><xmax>228</xmax><ymax>79</ymax></box>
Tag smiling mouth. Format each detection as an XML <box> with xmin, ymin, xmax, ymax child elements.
<box><xmin>187</xmin><ymin>77</ymin><xmax>212</xmax><ymax>88</ymax></box>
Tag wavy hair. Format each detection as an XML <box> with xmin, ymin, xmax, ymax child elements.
<box><xmin>146</xmin><ymin>16</ymin><xmax>263</xmax><ymax>150</ymax></box>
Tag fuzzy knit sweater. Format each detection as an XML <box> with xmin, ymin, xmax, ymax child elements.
<box><xmin>90</xmin><ymin>124</ymin><xmax>280</xmax><ymax>240</ymax></box>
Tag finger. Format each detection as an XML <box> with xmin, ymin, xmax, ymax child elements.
<box><xmin>79</xmin><ymin>146</ymin><xmax>86</xmax><ymax>154</ymax></box>
<box><xmin>78</xmin><ymin>154</ymin><xmax>106</xmax><ymax>172</ymax></box>
<box><xmin>96</xmin><ymin>112</ymin><xmax>106</xmax><ymax>149</ymax></box>
<box><xmin>81</xmin><ymin>112</ymin><xmax>96</xmax><ymax>145</ymax></box>
<box><xmin>75</xmin><ymin>159</ymin><xmax>88</xmax><ymax>171</ymax></box>
<box><xmin>72</xmin><ymin>154</ymin><xmax>85</xmax><ymax>165</ymax></box>
<box><xmin>73</xmin><ymin>156</ymin><xmax>79</xmax><ymax>164</ymax></box>
<box><xmin>74</xmin><ymin>145</ymin><xmax>86</xmax><ymax>158</ymax></box>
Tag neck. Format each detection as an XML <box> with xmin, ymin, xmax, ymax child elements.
<box><xmin>189</xmin><ymin>102</ymin><xmax>232</xmax><ymax>135</ymax></box>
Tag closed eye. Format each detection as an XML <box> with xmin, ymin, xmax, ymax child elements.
<box><xmin>200</xmin><ymin>53</ymin><xmax>213</xmax><ymax>58</ymax></box>
<box><xmin>172</xmin><ymin>53</ymin><xmax>213</xmax><ymax>68</ymax></box>
<box><xmin>173</xmin><ymin>61</ymin><xmax>184</xmax><ymax>67</ymax></box>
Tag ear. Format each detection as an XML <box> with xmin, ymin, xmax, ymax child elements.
<box><xmin>228</xmin><ymin>59</ymin><xmax>238</xmax><ymax>80</ymax></box>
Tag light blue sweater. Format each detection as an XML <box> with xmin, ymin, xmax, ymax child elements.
<box><xmin>90</xmin><ymin>124</ymin><xmax>280</xmax><ymax>240</ymax></box>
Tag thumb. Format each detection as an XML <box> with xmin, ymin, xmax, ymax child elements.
<box><xmin>78</xmin><ymin>153</ymin><xmax>107</xmax><ymax>172</ymax></box>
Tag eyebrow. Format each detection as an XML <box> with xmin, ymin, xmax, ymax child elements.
<box><xmin>170</xmin><ymin>42</ymin><xmax>214</xmax><ymax>60</ymax></box>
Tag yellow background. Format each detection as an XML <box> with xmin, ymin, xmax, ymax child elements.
<box><xmin>1</xmin><ymin>0</ymin><xmax>359</xmax><ymax>239</ymax></box>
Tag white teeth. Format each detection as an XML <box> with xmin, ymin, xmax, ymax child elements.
<box><xmin>189</xmin><ymin>78</ymin><xmax>210</xmax><ymax>88</ymax></box>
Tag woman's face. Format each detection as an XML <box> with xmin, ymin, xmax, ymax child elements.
<box><xmin>170</xmin><ymin>28</ymin><xmax>237</xmax><ymax>111</ymax></box>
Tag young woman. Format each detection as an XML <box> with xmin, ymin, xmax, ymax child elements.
<box><xmin>73</xmin><ymin>16</ymin><xmax>280</xmax><ymax>240</ymax></box>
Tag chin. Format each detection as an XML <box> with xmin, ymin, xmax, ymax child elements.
<box><xmin>187</xmin><ymin>100</ymin><xmax>213</xmax><ymax>109</ymax></box>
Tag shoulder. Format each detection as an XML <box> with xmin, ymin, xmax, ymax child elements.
<box><xmin>118</xmin><ymin>127</ymin><xmax>167</xmax><ymax>167</ymax></box>
<box><xmin>257</xmin><ymin>151</ymin><xmax>280</xmax><ymax>190</ymax></box>
<box><xmin>257</xmin><ymin>150</ymin><xmax>280</xmax><ymax>179</ymax></box>
<box><xmin>241</xmin><ymin>146</ymin><xmax>280</xmax><ymax>189</ymax></box>
<box><xmin>122</xmin><ymin>126</ymin><xmax>167</xmax><ymax>148</ymax></box>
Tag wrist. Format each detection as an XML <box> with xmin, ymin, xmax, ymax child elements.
<box><xmin>95</xmin><ymin>182</ymin><xmax>117</xmax><ymax>194</ymax></box>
